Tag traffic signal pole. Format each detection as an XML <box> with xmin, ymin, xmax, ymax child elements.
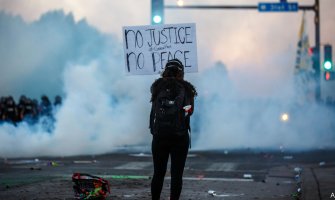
<box><xmin>165</xmin><ymin>0</ymin><xmax>321</xmax><ymax>101</ymax></box>
<box><xmin>314</xmin><ymin>0</ymin><xmax>321</xmax><ymax>101</ymax></box>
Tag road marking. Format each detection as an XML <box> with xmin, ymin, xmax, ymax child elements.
<box><xmin>205</xmin><ymin>162</ymin><xmax>237</xmax><ymax>172</ymax></box>
<box><xmin>113</xmin><ymin>162</ymin><xmax>152</xmax><ymax>170</ymax></box>
<box><xmin>168</xmin><ymin>177</ymin><xmax>253</xmax><ymax>182</ymax></box>
<box><xmin>56</xmin><ymin>174</ymin><xmax>253</xmax><ymax>182</ymax></box>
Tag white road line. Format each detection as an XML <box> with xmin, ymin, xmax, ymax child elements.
<box><xmin>205</xmin><ymin>162</ymin><xmax>237</xmax><ymax>172</ymax></box>
<box><xmin>113</xmin><ymin>162</ymin><xmax>152</xmax><ymax>170</ymax></box>
<box><xmin>57</xmin><ymin>174</ymin><xmax>253</xmax><ymax>182</ymax></box>
<box><xmin>168</xmin><ymin>177</ymin><xmax>253</xmax><ymax>182</ymax></box>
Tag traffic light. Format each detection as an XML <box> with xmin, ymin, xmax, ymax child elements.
<box><xmin>324</xmin><ymin>71</ymin><xmax>335</xmax><ymax>81</ymax></box>
<box><xmin>323</xmin><ymin>44</ymin><xmax>332</xmax><ymax>71</ymax></box>
<box><xmin>151</xmin><ymin>0</ymin><xmax>164</xmax><ymax>25</ymax></box>
<box><xmin>309</xmin><ymin>47</ymin><xmax>318</xmax><ymax>72</ymax></box>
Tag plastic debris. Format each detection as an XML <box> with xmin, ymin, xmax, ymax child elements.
<box><xmin>297</xmin><ymin>187</ymin><xmax>302</xmax><ymax>193</ymax></box>
<box><xmin>294</xmin><ymin>167</ymin><xmax>302</xmax><ymax>174</ymax></box>
<box><xmin>243</xmin><ymin>174</ymin><xmax>252</xmax><ymax>179</ymax></box>
<box><xmin>48</xmin><ymin>161</ymin><xmax>58</xmax><ymax>166</ymax></box>
<box><xmin>208</xmin><ymin>190</ymin><xmax>216</xmax><ymax>196</ymax></box>
<box><xmin>319</xmin><ymin>161</ymin><xmax>326</xmax><ymax>166</ymax></box>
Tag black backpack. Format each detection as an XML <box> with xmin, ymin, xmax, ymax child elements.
<box><xmin>151</xmin><ymin>79</ymin><xmax>188</xmax><ymax>136</ymax></box>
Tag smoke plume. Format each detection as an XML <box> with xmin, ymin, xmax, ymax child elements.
<box><xmin>0</xmin><ymin>10</ymin><xmax>334</xmax><ymax>158</ymax></box>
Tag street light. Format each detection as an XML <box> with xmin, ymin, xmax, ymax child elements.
<box><xmin>177</xmin><ymin>0</ymin><xmax>184</xmax><ymax>7</ymax></box>
<box><xmin>280</xmin><ymin>113</ymin><xmax>289</xmax><ymax>122</ymax></box>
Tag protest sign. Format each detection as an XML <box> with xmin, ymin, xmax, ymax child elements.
<box><xmin>122</xmin><ymin>23</ymin><xmax>198</xmax><ymax>75</ymax></box>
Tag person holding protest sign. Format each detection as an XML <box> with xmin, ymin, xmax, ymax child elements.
<box><xmin>149</xmin><ymin>59</ymin><xmax>197</xmax><ymax>200</ymax></box>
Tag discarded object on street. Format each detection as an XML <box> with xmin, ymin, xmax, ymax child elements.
<box><xmin>294</xmin><ymin>167</ymin><xmax>302</xmax><ymax>174</ymax></box>
<box><xmin>208</xmin><ymin>190</ymin><xmax>216</xmax><ymax>196</ymax></box>
<box><xmin>243</xmin><ymin>174</ymin><xmax>252</xmax><ymax>179</ymax></box>
<box><xmin>48</xmin><ymin>161</ymin><xmax>58</xmax><ymax>166</ymax></box>
<box><xmin>295</xmin><ymin>174</ymin><xmax>301</xmax><ymax>182</ymax></box>
<box><xmin>72</xmin><ymin>173</ymin><xmax>110</xmax><ymax>200</ymax></box>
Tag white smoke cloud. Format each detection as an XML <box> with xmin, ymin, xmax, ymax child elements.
<box><xmin>0</xmin><ymin>11</ymin><xmax>153</xmax><ymax>157</ymax></box>
<box><xmin>0</xmin><ymin>10</ymin><xmax>334</xmax><ymax>158</ymax></box>
<box><xmin>192</xmin><ymin>62</ymin><xmax>335</xmax><ymax>151</ymax></box>
<box><xmin>0</xmin><ymin>60</ymin><xmax>153</xmax><ymax>157</ymax></box>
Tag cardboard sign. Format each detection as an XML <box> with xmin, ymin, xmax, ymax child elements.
<box><xmin>122</xmin><ymin>23</ymin><xmax>198</xmax><ymax>75</ymax></box>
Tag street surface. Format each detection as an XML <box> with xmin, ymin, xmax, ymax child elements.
<box><xmin>0</xmin><ymin>149</ymin><xmax>334</xmax><ymax>200</ymax></box>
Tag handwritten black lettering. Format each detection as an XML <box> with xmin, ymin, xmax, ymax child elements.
<box><xmin>185</xmin><ymin>27</ymin><xmax>192</xmax><ymax>43</ymax></box>
<box><xmin>152</xmin><ymin>52</ymin><xmax>160</xmax><ymax>72</ymax></box>
<box><xmin>178</xmin><ymin>27</ymin><xmax>185</xmax><ymax>44</ymax></box>
<box><xmin>160</xmin><ymin>28</ymin><xmax>168</xmax><ymax>44</ymax></box>
<box><xmin>183</xmin><ymin>51</ymin><xmax>191</xmax><ymax>67</ymax></box>
<box><xmin>126</xmin><ymin>52</ymin><xmax>136</xmax><ymax>72</ymax></box>
<box><xmin>125</xmin><ymin>30</ymin><xmax>135</xmax><ymax>49</ymax></box>
<box><xmin>124</xmin><ymin>25</ymin><xmax>196</xmax><ymax>74</ymax></box>
<box><xmin>146</xmin><ymin>29</ymin><xmax>155</xmax><ymax>47</ymax></box>
<box><xmin>125</xmin><ymin>30</ymin><xmax>143</xmax><ymax>49</ymax></box>
<box><xmin>127</xmin><ymin>52</ymin><xmax>145</xmax><ymax>71</ymax></box>
<box><xmin>173</xmin><ymin>27</ymin><xmax>179</xmax><ymax>44</ymax></box>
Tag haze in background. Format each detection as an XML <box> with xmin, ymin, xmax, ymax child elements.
<box><xmin>0</xmin><ymin>4</ymin><xmax>334</xmax><ymax>157</ymax></box>
<box><xmin>1</xmin><ymin>0</ymin><xmax>335</xmax><ymax>97</ymax></box>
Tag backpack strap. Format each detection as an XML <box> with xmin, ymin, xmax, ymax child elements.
<box><xmin>149</xmin><ymin>102</ymin><xmax>156</xmax><ymax>135</ymax></box>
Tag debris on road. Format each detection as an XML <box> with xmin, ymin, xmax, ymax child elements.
<box><xmin>72</xmin><ymin>173</ymin><xmax>110</xmax><ymax>200</ymax></box>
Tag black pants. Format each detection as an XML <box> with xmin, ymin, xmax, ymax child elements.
<box><xmin>151</xmin><ymin>134</ymin><xmax>189</xmax><ymax>200</ymax></box>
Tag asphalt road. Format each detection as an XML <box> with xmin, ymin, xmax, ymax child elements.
<box><xmin>0</xmin><ymin>149</ymin><xmax>334</xmax><ymax>200</ymax></box>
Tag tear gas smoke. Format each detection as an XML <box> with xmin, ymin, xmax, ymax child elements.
<box><xmin>0</xmin><ymin>11</ymin><xmax>334</xmax><ymax>158</ymax></box>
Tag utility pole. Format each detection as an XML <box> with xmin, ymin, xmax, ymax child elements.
<box><xmin>165</xmin><ymin>0</ymin><xmax>321</xmax><ymax>101</ymax></box>
<box><xmin>314</xmin><ymin>0</ymin><xmax>321</xmax><ymax>101</ymax></box>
